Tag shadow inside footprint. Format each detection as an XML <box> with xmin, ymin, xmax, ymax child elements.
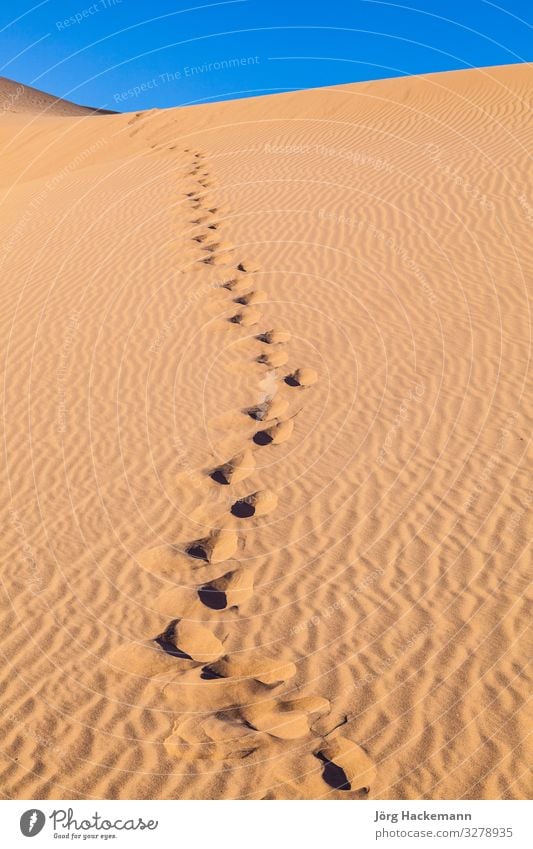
<box><xmin>198</xmin><ymin>586</ymin><xmax>227</xmax><ymax>610</ymax></box>
<box><xmin>200</xmin><ymin>665</ymin><xmax>224</xmax><ymax>680</ymax></box>
<box><xmin>246</xmin><ymin>404</ymin><xmax>267</xmax><ymax>421</ymax></box>
<box><xmin>186</xmin><ymin>543</ymin><xmax>208</xmax><ymax>560</ymax></box>
<box><xmin>231</xmin><ymin>500</ymin><xmax>255</xmax><ymax>518</ymax></box>
<box><xmin>322</xmin><ymin>762</ymin><xmax>351</xmax><ymax>791</ymax></box>
<box><xmin>154</xmin><ymin>635</ymin><xmax>192</xmax><ymax>661</ymax></box>
<box><xmin>315</xmin><ymin>753</ymin><xmax>351</xmax><ymax>791</ymax></box>
<box><xmin>210</xmin><ymin>469</ymin><xmax>230</xmax><ymax>485</ymax></box>
<box><xmin>253</xmin><ymin>429</ymin><xmax>273</xmax><ymax>446</ymax></box>
<box><xmin>284</xmin><ymin>374</ymin><xmax>300</xmax><ymax>387</ymax></box>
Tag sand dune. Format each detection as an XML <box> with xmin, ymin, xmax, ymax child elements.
<box><xmin>0</xmin><ymin>76</ymin><xmax>114</xmax><ymax>116</ymax></box>
<box><xmin>0</xmin><ymin>64</ymin><xmax>531</xmax><ymax>800</ymax></box>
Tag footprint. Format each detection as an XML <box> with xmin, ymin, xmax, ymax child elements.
<box><xmin>191</xmin><ymin>192</ymin><xmax>217</xmax><ymax>206</ymax></box>
<box><xmin>157</xmin><ymin>618</ymin><xmax>225</xmax><ymax>664</ymax></box>
<box><xmin>209</xmin><ymin>449</ymin><xmax>255</xmax><ymax>485</ymax></box>
<box><xmin>241</xmin><ymin>701</ymin><xmax>309</xmax><ymax>740</ymax></box>
<box><xmin>189</xmin><ymin>199</ymin><xmax>206</xmax><ymax>210</ymax></box>
<box><xmin>256</xmin><ymin>350</ymin><xmax>289</xmax><ymax>368</ymax></box>
<box><xmin>230</xmin><ymin>490</ymin><xmax>278</xmax><ymax>518</ymax></box>
<box><xmin>201</xmin><ymin>240</ymin><xmax>234</xmax><ymax>254</ymax></box>
<box><xmin>192</xmin><ymin>224</ymin><xmax>219</xmax><ymax>236</ymax></box>
<box><xmin>284</xmin><ymin>367</ymin><xmax>318</xmax><ymax>387</ymax></box>
<box><xmin>165</xmin><ymin>713</ymin><xmax>259</xmax><ymax>761</ymax></box>
<box><xmin>236</xmin><ymin>260</ymin><xmax>261</xmax><ymax>273</ymax></box>
<box><xmin>220</xmin><ymin>278</ymin><xmax>251</xmax><ymax>295</ymax></box>
<box><xmin>241</xmin><ymin>695</ymin><xmax>330</xmax><ymax>740</ymax></box>
<box><xmin>233</xmin><ymin>290</ymin><xmax>266</xmax><ymax>306</ymax></box>
<box><xmin>253</xmin><ymin>419</ymin><xmax>294</xmax><ymax>446</ymax></box>
<box><xmin>199</xmin><ymin>568</ymin><xmax>254</xmax><ymax>610</ymax></box>
<box><xmin>190</xmin><ymin>215</ymin><xmax>212</xmax><ymax>225</ymax></box>
<box><xmin>153</xmin><ymin>584</ymin><xmax>206</xmax><ymax>619</ymax></box>
<box><xmin>228</xmin><ymin>307</ymin><xmax>261</xmax><ymax>326</ymax></box>
<box><xmin>137</xmin><ymin>532</ymin><xmax>240</xmax><ymax>573</ymax></box>
<box><xmin>256</xmin><ymin>329</ymin><xmax>291</xmax><ymax>345</ymax></box>
<box><xmin>202</xmin><ymin>249</ymin><xmax>238</xmax><ymax>267</ymax></box>
<box><xmin>186</xmin><ymin>528</ymin><xmax>239</xmax><ymax>563</ymax></box>
<box><xmin>244</xmin><ymin>398</ymin><xmax>289</xmax><ymax>422</ymax></box>
<box><xmin>206</xmin><ymin>206</ymin><xmax>228</xmax><ymax>216</ymax></box>
<box><xmin>314</xmin><ymin>735</ymin><xmax>376</xmax><ymax>793</ymax></box>
<box><xmin>159</xmin><ymin>662</ymin><xmax>270</xmax><ymax>710</ymax></box>
<box><xmin>137</xmin><ymin>543</ymin><xmax>191</xmax><ymax>576</ymax></box>
<box><xmin>204</xmin><ymin>653</ymin><xmax>296</xmax><ymax>686</ymax></box>
<box><xmin>110</xmin><ymin>639</ymin><xmax>193</xmax><ymax>677</ymax></box>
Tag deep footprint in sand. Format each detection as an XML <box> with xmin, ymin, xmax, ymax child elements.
<box><xmin>220</xmin><ymin>277</ymin><xmax>252</xmax><ymax>295</ymax></box>
<box><xmin>153</xmin><ymin>567</ymin><xmax>253</xmax><ymax>618</ymax></box>
<box><xmin>233</xmin><ymin>290</ymin><xmax>266</xmax><ymax>306</ymax></box>
<box><xmin>228</xmin><ymin>307</ymin><xmax>262</xmax><ymax>326</ymax></box>
<box><xmin>165</xmin><ymin>713</ymin><xmax>260</xmax><ymax>761</ymax></box>
<box><xmin>109</xmin><ymin>639</ymin><xmax>195</xmax><ymax>678</ymax></box>
<box><xmin>244</xmin><ymin>398</ymin><xmax>289</xmax><ymax>422</ymax></box>
<box><xmin>284</xmin><ymin>367</ymin><xmax>318</xmax><ymax>387</ymax></box>
<box><xmin>241</xmin><ymin>695</ymin><xmax>330</xmax><ymax>740</ymax></box>
<box><xmin>206</xmin><ymin>205</ymin><xmax>229</xmax><ymax>216</ymax></box>
<box><xmin>256</xmin><ymin>350</ymin><xmax>289</xmax><ymax>368</ymax></box>
<box><xmin>256</xmin><ymin>329</ymin><xmax>291</xmax><ymax>345</ymax></box>
<box><xmin>156</xmin><ymin>618</ymin><xmax>225</xmax><ymax>664</ymax></box>
<box><xmin>314</xmin><ymin>735</ymin><xmax>376</xmax><ymax>793</ymax></box>
<box><xmin>200</xmin><ymin>240</ymin><xmax>234</xmax><ymax>254</ymax></box>
<box><xmin>186</xmin><ymin>528</ymin><xmax>239</xmax><ymax>563</ymax></box>
<box><xmin>164</xmin><ymin>695</ymin><xmax>329</xmax><ymax>760</ymax></box>
<box><xmin>230</xmin><ymin>490</ymin><xmax>278</xmax><ymax>518</ymax></box>
<box><xmin>190</xmin><ymin>215</ymin><xmax>216</xmax><ymax>225</ymax></box>
<box><xmin>209</xmin><ymin>448</ymin><xmax>255</xmax><ymax>485</ymax></box>
<box><xmin>199</xmin><ymin>567</ymin><xmax>254</xmax><ymax>610</ymax></box>
<box><xmin>253</xmin><ymin>419</ymin><xmax>294</xmax><ymax>446</ymax></box>
<box><xmin>203</xmin><ymin>652</ymin><xmax>297</xmax><ymax>686</ymax></box>
<box><xmin>236</xmin><ymin>260</ymin><xmax>261</xmax><ymax>273</ymax></box>
<box><xmin>136</xmin><ymin>538</ymin><xmax>241</xmax><ymax>578</ymax></box>
<box><xmin>201</xmin><ymin>249</ymin><xmax>238</xmax><ymax>266</ymax></box>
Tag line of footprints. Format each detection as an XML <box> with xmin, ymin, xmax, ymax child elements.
<box><xmin>111</xmin><ymin>149</ymin><xmax>376</xmax><ymax>797</ymax></box>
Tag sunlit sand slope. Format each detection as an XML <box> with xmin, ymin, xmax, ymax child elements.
<box><xmin>0</xmin><ymin>64</ymin><xmax>531</xmax><ymax>800</ymax></box>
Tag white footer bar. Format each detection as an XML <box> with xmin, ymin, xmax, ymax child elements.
<box><xmin>3</xmin><ymin>799</ymin><xmax>530</xmax><ymax>849</ymax></box>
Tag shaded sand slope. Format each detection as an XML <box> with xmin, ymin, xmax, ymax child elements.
<box><xmin>0</xmin><ymin>75</ymin><xmax>114</xmax><ymax>116</ymax></box>
<box><xmin>0</xmin><ymin>65</ymin><xmax>531</xmax><ymax>800</ymax></box>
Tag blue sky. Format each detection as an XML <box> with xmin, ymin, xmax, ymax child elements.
<box><xmin>0</xmin><ymin>0</ymin><xmax>531</xmax><ymax>111</ymax></box>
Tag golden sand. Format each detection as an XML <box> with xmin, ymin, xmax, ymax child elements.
<box><xmin>0</xmin><ymin>66</ymin><xmax>531</xmax><ymax>800</ymax></box>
